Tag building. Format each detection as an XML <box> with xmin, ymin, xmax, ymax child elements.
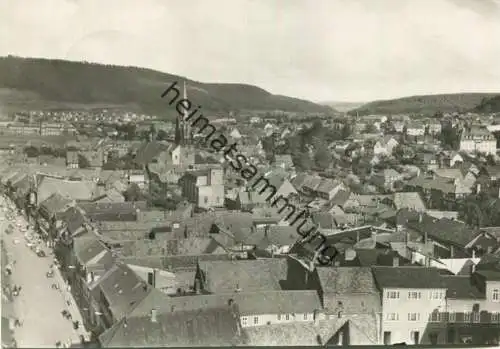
<box><xmin>459</xmin><ymin>127</ymin><xmax>496</xmax><ymax>155</ymax></box>
<box><xmin>372</xmin><ymin>266</ymin><xmax>447</xmax><ymax>345</ymax></box>
<box><xmin>174</xmin><ymin>81</ymin><xmax>192</xmax><ymax>146</ymax></box>
<box><xmin>180</xmin><ymin>167</ymin><xmax>224</xmax><ymax>209</ymax></box>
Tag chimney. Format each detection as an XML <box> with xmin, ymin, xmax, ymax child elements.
<box><xmin>313</xmin><ymin>309</ymin><xmax>320</xmax><ymax>326</ymax></box>
<box><xmin>392</xmin><ymin>256</ymin><xmax>399</xmax><ymax>267</ymax></box>
<box><xmin>151</xmin><ymin>308</ymin><xmax>157</xmax><ymax>323</ymax></box>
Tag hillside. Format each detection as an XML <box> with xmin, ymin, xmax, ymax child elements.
<box><xmin>349</xmin><ymin>93</ymin><xmax>500</xmax><ymax>116</ymax></box>
<box><xmin>0</xmin><ymin>56</ymin><xmax>332</xmax><ymax>117</ymax></box>
<box><xmin>474</xmin><ymin>95</ymin><xmax>500</xmax><ymax>113</ymax></box>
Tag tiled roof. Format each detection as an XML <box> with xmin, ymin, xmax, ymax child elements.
<box><xmin>38</xmin><ymin>192</ymin><xmax>73</xmax><ymax>219</ymax></box>
<box><xmin>92</xmin><ymin>262</ymin><xmax>152</xmax><ymax>320</ymax></box>
<box><xmin>406</xmin><ymin>214</ymin><xmax>476</xmax><ymax>247</ymax></box>
<box><xmin>99</xmin><ymin>305</ymin><xmax>243</xmax><ymax>347</ymax></box>
<box><xmin>131</xmin><ymin>289</ymin><xmax>321</xmax><ymax>317</ymax></box>
<box><xmin>198</xmin><ymin>259</ymin><xmax>288</xmax><ymax>293</ymax></box>
<box><xmin>37</xmin><ymin>176</ymin><xmax>97</xmax><ymax>202</ymax></box>
<box><xmin>74</xmin><ymin>234</ymin><xmax>113</xmax><ymax>267</ymax></box>
<box><xmin>245</xmin><ymin>226</ymin><xmax>298</xmax><ymax>248</ymax></box>
<box><xmin>317</xmin><ymin>267</ymin><xmax>378</xmax><ymax>294</ymax></box>
<box><xmin>475</xmin><ymin>270</ymin><xmax>500</xmax><ymax>281</ymax></box>
<box><xmin>372</xmin><ymin>266</ymin><xmax>446</xmax><ymax>289</ymax></box>
<box><xmin>442</xmin><ymin>275</ymin><xmax>484</xmax><ymax>299</ymax></box>
<box><xmin>134</xmin><ymin>141</ymin><xmax>169</xmax><ymax>165</ymax></box>
<box><xmin>393</xmin><ymin>192</ymin><xmax>426</xmax><ymax>211</ymax></box>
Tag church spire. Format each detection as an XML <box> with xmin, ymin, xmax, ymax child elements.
<box><xmin>183</xmin><ymin>81</ymin><xmax>191</xmax><ymax>144</ymax></box>
<box><xmin>175</xmin><ymin>80</ymin><xmax>192</xmax><ymax>146</ymax></box>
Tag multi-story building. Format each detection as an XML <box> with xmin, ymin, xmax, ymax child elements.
<box><xmin>180</xmin><ymin>167</ymin><xmax>224</xmax><ymax>209</ymax></box>
<box><xmin>372</xmin><ymin>266</ymin><xmax>447</xmax><ymax>345</ymax></box>
<box><xmin>459</xmin><ymin>127</ymin><xmax>497</xmax><ymax>155</ymax></box>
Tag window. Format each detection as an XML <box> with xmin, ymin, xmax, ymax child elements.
<box><xmin>204</xmin><ymin>196</ymin><xmax>208</xmax><ymax>204</ymax></box>
<box><xmin>386</xmin><ymin>313</ymin><xmax>399</xmax><ymax>321</ymax></box>
<box><xmin>449</xmin><ymin>312</ymin><xmax>456</xmax><ymax>322</ymax></box>
<box><xmin>285</xmin><ymin>314</ymin><xmax>290</xmax><ymax>321</ymax></box>
<box><xmin>241</xmin><ymin>317</ymin><xmax>248</xmax><ymax>326</ymax></box>
<box><xmin>277</xmin><ymin>314</ymin><xmax>281</xmax><ymax>320</ymax></box>
<box><xmin>492</xmin><ymin>313</ymin><xmax>500</xmax><ymax>322</ymax></box>
<box><xmin>386</xmin><ymin>291</ymin><xmax>400</xmax><ymax>299</ymax></box>
<box><xmin>473</xmin><ymin>312</ymin><xmax>480</xmax><ymax>323</ymax></box>
<box><xmin>408</xmin><ymin>291</ymin><xmax>422</xmax><ymax>300</ymax></box>
<box><xmin>493</xmin><ymin>289</ymin><xmax>499</xmax><ymax>301</ymax></box>
<box><xmin>408</xmin><ymin>313</ymin><xmax>420</xmax><ymax>321</ymax></box>
<box><xmin>253</xmin><ymin>317</ymin><xmax>259</xmax><ymax>325</ymax></box>
<box><xmin>429</xmin><ymin>291</ymin><xmax>443</xmax><ymax>299</ymax></box>
<box><xmin>464</xmin><ymin>312</ymin><xmax>471</xmax><ymax>322</ymax></box>
<box><xmin>303</xmin><ymin>314</ymin><xmax>308</xmax><ymax>320</ymax></box>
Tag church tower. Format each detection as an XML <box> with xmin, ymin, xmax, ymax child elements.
<box><xmin>175</xmin><ymin>81</ymin><xmax>192</xmax><ymax>146</ymax></box>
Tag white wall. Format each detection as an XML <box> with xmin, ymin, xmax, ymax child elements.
<box><xmin>240</xmin><ymin>312</ymin><xmax>316</xmax><ymax>328</ymax></box>
<box><xmin>382</xmin><ymin>287</ymin><xmax>447</xmax><ymax>345</ymax></box>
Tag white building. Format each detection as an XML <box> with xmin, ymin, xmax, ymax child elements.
<box><xmin>459</xmin><ymin>127</ymin><xmax>496</xmax><ymax>155</ymax></box>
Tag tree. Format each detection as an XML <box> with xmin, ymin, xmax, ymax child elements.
<box><xmin>77</xmin><ymin>154</ymin><xmax>91</xmax><ymax>168</ymax></box>
<box><xmin>362</xmin><ymin>123</ymin><xmax>378</xmax><ymax>134</ymax></box>
<box><xmin>123</xmin><ymin>183</ymin><xmax>145</xmax><ymax>202</ymax></box>
<box><xmin>293</xmin><ymin>152</ymin><xmax>313</xmax><ymax>171</ymax></box>
<box><xmin>24</xmin><ymin>146</ymin><xmax>39</xmax><ymax>158</ymax></box>
<box><xmin>156</xmin><ymin>130</ymin><xmax>168</xmax><ymax>141</ymax></box>
<box><xmin>486</xmin><ymin>154</ymin><xmax>496</xmax><ymax>166</ymax></box>
<box><xmin>341</xmin><ymin>123</ymin><xmax>352</xmax><ymax>140</ymax></box>
<box><xmin>314</xmin><ymin>146</ymin><xmax>332</xmax><ymax>170</ymax></box>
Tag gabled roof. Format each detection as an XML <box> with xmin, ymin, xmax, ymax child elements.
<box><xmin>372</xmin><ymin>266</ymin><xmax>446</xmax><ymax>289</ymax></box>
<box><xmin>91</xmin><ymin>263</ymin><xmax>152</xmax><ymax>321</ymax></box>
<box><xmin>99</xmin><ymin>304</ymin><xmax>242</xmax><ymax>347</ymax></box>
<box><xmin>244</xmin><ymin>226</ymin><xmax>298</xmax><ymax>248</ymax></box>
<box><xmin>316</xmin><ymin>267</ymin><xmax>378</xmax><ymax>294</ymax></box>
<box><xmin>198</xmin><ymin>259</ymin><xmax>288</xmax><ymax>293</ymax></box>
<box><xmin>39</xmin><ymin>192</ymin><xmax>74</xmax><ymax>219</ymax></box>
<box><xmin>37</xmin><ymin>176</ymin><xmax>97</xmax><ymax>202</ymax></box>
<box><xmin>442</xmin><ymin>275</ymin><xmax>484</xmax><ymax>299</ymax></box>
<box><xmin>393</xmin><ymin>192</ymin><xmax>426</xmax><ymax>211</ymax></box>
<box><xmin>406</xmin><ymin>214</ymin><xmax>475</xmax><ymax>247</ymax></box>
<box><xmin>134</xmin><ymin>141</ymin><xmax>169</xmax><ymax>165</ymax></box>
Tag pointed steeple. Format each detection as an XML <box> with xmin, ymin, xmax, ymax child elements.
<box><xmin>174</xmin><ymin>113</ymin><xmax>182</xmax><ymax>145</ymax></box>
<box><xmin>183</xmin><ymin>81</ymin><xmax>191</xmax><ymax>144</ymax></box>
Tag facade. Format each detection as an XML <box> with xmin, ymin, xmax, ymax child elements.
<box><xmin>459</xmin><ymin>127</ymin><xmax>497</xmax><ymax>155</ymax></box>
<box><xmin>373</xmin><ymin>267</ymin><xmax>447</xmax><ymax>345</ymax></box>
<box><xmin>180</xmin><ymin>167</ymin><xmax>224</xmax><ymax>209</ymax></box>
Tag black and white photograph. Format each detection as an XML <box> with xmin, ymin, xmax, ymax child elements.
<box><xmin>1</xmin><ymin>0</ymin><xmax>500</xmax><ymax>347</ymax></box>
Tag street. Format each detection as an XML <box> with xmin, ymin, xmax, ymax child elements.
<box><xmin>1</xmin><ymin>195</ymin><xmax>88</xmax><ymax>348</ymax></box>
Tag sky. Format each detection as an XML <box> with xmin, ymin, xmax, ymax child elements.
<box><xmin>1</xmin><ymin>0</ymin><xmax>500</xmax><ymax>103</ymax></box>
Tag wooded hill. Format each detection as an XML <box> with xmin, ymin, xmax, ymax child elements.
<box><xmin>0</xmin><ymin>56</ymin><xmax>332</xmax><ymax>117</ymax></box>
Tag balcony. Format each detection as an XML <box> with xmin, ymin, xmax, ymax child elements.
<box><xmin>432</xmin><ymin>311</ymin><xmax>500</xmax><ymax>325</ymax></box>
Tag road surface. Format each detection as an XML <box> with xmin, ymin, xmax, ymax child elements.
<box><xmin>1</xmin><ymin>195</ymin><xmax>88</xmax><ymax>347</ymax></box>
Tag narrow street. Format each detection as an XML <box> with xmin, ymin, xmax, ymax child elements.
<box><xmin>1</xmin><ymin>195</ymin><xmax>88</xmax><ymax>348</ymax></box>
